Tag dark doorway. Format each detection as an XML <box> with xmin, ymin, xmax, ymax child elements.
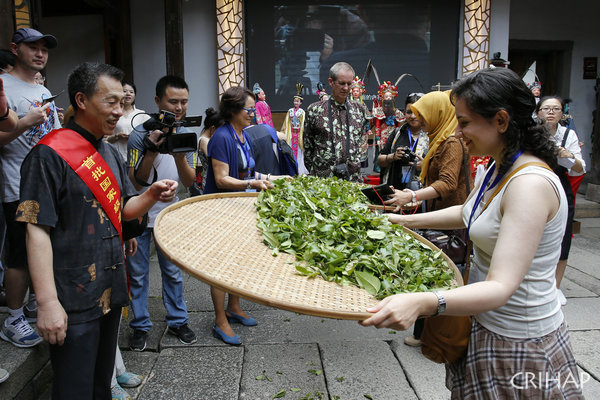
<box><xmin>509</xmin><ymin>39</ymin><xmax>573</xmax><ymax>98</ymax></box>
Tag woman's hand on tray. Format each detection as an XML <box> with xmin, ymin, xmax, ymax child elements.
<box><xmin>359</xmin><ymin>292</ymin><xmax>437</xmax><ymax>330</ymax></box>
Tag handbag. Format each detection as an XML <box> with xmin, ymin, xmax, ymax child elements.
<box><xmin>420</xmin><ymin>229</ymin><xmax>468</xmax><ymax>265</ymax></box>
<box><xmin>420</xmin><ymin>263</ymin><xmax>472</xmax><ymax>364</ymax></box>
<box><xmin>420</xmin><ymin>139</ymin><xmax>471</xmax><ymax>265</ymax></box>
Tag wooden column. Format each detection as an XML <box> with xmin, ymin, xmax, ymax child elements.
<box><xmin>164</xmin><ymin>0</ymin><xmax>184</xmax><ymax>78</ymax></box>
<box><xmin>0</xmin><ymin>0</ymin><xmax>15</xmax><ymax>47</ymax></box>
<box><xmin>592</xmin><ymin>80</ymin><xmax>600</xmax><ymax>184</ymax></box>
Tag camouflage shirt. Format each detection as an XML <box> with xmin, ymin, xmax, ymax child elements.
<box><xmin>304</xmin><ymin>98</ymin><xmax>369</xmax><ymax>182</ymax></box>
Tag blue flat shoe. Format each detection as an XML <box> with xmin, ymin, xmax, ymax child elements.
<box><xmin>212</xmin><ymin>325</ymin><xmax>241</xmax><ymax>346</ymax></box>
<box><xmin>226</xmin><ymin>310</ymin><xmax>258</xmax><ymax>326</ymax></box>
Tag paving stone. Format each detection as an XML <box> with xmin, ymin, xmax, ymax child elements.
<box><xmin>581</xmin><ymin>366</ymin><xmax>600</xmax><ymax>399</ymax></box>
<box><xmin>560</xmin><ymin>277</ymin><xmax>597</xmax><ymax>299</ymax></box>
<box><xmin>162</xmin><ymin>310</ymin><xmax>394</xmax><ymax>348</ymax></box>
<box><xmin>320</xmin><ymin>340</ymin><xmax>416</xmax><ymax>400</ymax></box>
<box><xmin>564</xmin><ymin>267</ymin><xmax>600</xmax><ymax>297</ymax></box>
<box><xmin>571</xmin><ymin>235</ymin><xmax>600</xmax><ymax>257</ymax></box>
<box><xmin>390</xmin><ymin>337</ymin><xmax>450</xmax><ymax>400</ymax></box>
<box><xmin>137</xmin><ymin>347</ymin><xmax>242</xmax><ymax>400</ymax></box>
<box><xmin>182</xmin><ymin>278</ymin><xmax>272</xmax><ymax>312</ymax></box>
<box><xmin>0</xmin><ymin>340</ymin><xmax>49</xmax><ymax>400</ymax></box>
<box><xmin>240</xmin><ymin>343</ymin><xmax>327</xmax><ymax>400</ymax></box>
<box><xmin>569</xmin><ymin>330</ymin><xmax>600</xmax><ymax>380</ymax></box>
<box><xmin>119</xmin><ymin>350</ymin><xmax>160</xmax><ymax>399</ymax></box>
<box><xmin>562</xmin><ymin>298</ymin><xmax>600</xmax><ymax>331</ymax></box>
<box><xmin>567</xmin><ymin>246</ymin><xmax>600</xmax><ymax>278</ymax></box>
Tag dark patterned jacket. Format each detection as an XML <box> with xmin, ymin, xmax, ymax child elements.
<box><xmin>303</xmin><ymin>98</ymin><xmax>369</xmax><ymax>182</ymax></box>
<box><xmin>16</xmin><ymin>121</ymin><xmax>137</xmax><ymax>324</ymax></box>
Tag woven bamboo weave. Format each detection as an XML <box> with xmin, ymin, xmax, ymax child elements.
<box><xmin>154</xmin><ymin>192</ymin><xmax>460</xmax><ymax>320</ymax></box>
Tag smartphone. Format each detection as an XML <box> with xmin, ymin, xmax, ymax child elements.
<box><xmin>360</xmin><ymin>184</ymin><xmax>394</xmax><ymax>204</ymax></box>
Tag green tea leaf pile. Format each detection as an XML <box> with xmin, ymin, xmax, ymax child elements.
<box><xmin>256</xmin><ymin>176</ymin><xmax>455</xmax><ymax>299</ymax></box>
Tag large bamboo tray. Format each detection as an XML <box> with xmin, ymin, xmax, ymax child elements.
<box><xmin>154</xmin><ymin>192</ymin><xmax>462</xmax><ymax>321</ymax></box>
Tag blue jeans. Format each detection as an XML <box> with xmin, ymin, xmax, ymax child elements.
<box><xmin>127</xmin><ymin>229</ymin><xmax>188</xmax><ymax>331</ymax></box>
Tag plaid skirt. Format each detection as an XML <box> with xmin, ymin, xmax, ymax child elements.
<box><xmin>446</xmin><ymin>319</ymin><xmax>584</xmax><ymax>399</ymax></box>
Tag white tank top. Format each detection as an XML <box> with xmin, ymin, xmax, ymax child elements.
<box><xmin>462</xmin><ymin>165</ymin><xmax>567</xmax><ymax>338</ymax></box>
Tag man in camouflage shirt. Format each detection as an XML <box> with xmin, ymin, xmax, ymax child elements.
<box><xmin>304</xmin><ymin>62</ymin><xmax>369</xmax><ymax>182</ymax></box>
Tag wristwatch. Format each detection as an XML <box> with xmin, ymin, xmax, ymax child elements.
<box><xmin>246</xmin><ymin>180</ymin><xmax>252</xmax><ymax>190</ymax></box>
<box><xmin>407</xmin><ymin>189</ymin><xmax>417</xmax><ymax>204</ymax></box>
<box><xmin>432</xmin><ymin>291</ymin><xmax>446</xmax><ymax>316</ymax></box>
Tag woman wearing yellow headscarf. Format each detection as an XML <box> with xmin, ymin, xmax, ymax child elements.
<box><xmin>384</xmin><ymin>90</ymin><xmax>471</xmax><ymax>348</ymax></box>
<box><xmin>385</xmin><ymin>91</ymin><xmax>470</xmax><ymax>213</ymax></box>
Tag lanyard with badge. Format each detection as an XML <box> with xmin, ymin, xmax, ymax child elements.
<box><xmin>227</xmin><ymin>122</ymin><xmax>255</xmax><ymax>178</ymax></box>
<box><xmin>467</xmin><ymin>150</ymin><xmax>523</xmax><ymax>238</ymax></box>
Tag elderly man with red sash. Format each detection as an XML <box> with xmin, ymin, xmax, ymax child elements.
<box><xmin>15</xmin><ymin>62</ymin><xmax>177</xmax><ymax>398</ymax></box>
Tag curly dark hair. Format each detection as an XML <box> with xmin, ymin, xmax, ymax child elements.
<box><xmin>204</xmin><ymin>107</ymin><xmax>224</xmax><ymax>130</ymax></box>
<box><xmin>219</xmin><ymin>86</ymin><xmax>255</xmax><ymax>122</ymax></box>
<box><xmin>451</xmin><ymin>68</ymin><xmax>557</xmax><ymax>174</ymax></box>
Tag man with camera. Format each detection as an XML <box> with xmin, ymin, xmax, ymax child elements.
<box><xmin>126</xmin><ymin>75</ymin><xmax>197</xmax><ymax>351</ymax></box>
<box><xmin>303</xmin><ymin>62</ymin><xmax>369</xmax><ymax>182</ymax></box>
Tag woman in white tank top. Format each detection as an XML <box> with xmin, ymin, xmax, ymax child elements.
<box><xmin>360</xmin><ymin>68</ymin><xmax>583</xmax><ymax>399</ymax></box>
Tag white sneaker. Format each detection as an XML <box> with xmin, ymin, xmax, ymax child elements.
<box><xmin>557</xmin><ymin>289</ymin><xmax>567</xmax><ymax>306</ymax></box>
<box><xmin>0</xmin><ymin>367</ymin><xmax>9</xmax><ymax>383</ymax></box>
<box><xmin>0</xmin><ymin>315</ymin><xmax>43</xmax><ymax>348</ymax></box>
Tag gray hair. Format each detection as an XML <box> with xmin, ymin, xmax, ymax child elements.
<box><xmin>329</xmin><ymin>62</ymin><xmax>355</xmax><ymax>81</ymax></box>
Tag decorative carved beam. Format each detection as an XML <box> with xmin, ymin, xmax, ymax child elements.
<box><xmin>165</xmin><ymin>0</ymin><xmax>184</xmax><ymax>78</ymax></box>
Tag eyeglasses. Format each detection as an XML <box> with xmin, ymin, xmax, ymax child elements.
<box><xmin>242</xmin><ymin>107</ymin><xmax>256</xmax><ymax>115</ymax></box>
<box><xmin>409</xmin><ymin>92</ymin><xmax>425</xmax><ymax>97</ymax></box>
<box><xmin>540</xmin><ymin>106</ymin><xmax>562</xmax><ymax>113</ymax></box>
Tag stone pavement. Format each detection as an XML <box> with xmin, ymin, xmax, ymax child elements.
<box><xmin>0</xmin><ymin>218</ymin><xmax>599</xmax><ymax>399</ymax></box>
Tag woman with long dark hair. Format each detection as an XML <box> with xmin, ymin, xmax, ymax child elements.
<box><xmin>361</xmin><ymin>68</ymin><xmax>582</xmax><ymax>398</ymax></box>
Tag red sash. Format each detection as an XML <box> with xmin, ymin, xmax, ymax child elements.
<box><xmin>37</xmin><ymin>129</ymin><xmax>123</xmax><ymax>242</ymax></box>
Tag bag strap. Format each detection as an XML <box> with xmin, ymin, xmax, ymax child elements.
<box><xmin>480</xmin><ymin>161</ymin><xmax>551</xmax><ymax>213</ymax></box>
<box><xmin>561</xmin><ymin>127</ymin><xmax>570</xmax><ymax>148</ymax></box>
<box><xmin>37</xmin><ymin>128</ymin><xmax>123</xmax><ymax>242</ymax></box>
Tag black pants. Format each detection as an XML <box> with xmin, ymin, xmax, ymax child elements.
<box><xmin>413</xmin><ymin>318</ymin><xmax>424</xmax><ymax>339</ymax></box>
<box><xmin>50</xmin><ymin>307</ymin><xmax>121</xmax><ymax>399</ymax></box>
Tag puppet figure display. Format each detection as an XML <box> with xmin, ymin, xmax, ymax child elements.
<box><xmin>371</xmin><ymin>81</ymin><xmax>404</xmax><ymax>172</ymax></box>
<box><xmin>349</xmin><ymin>76</ymin><xmax>365</xmax><ymax>104</ymax></box>
<box><xmin>317</xmin><ymin>82</ymin><xmax>329</xmax><ymax>101</ymax></box>
<box><xmin>253</xmin><ymin>82</ymin><xmax>274</xmax><ymax>127</ymax></box>
<box><xmin>348</xmin><ymin>76</ymin><xmax>372</xmax><ymax>168</ymax></box>
<box><xmin>528</xmin><ymin>81</ymin><xmax>542</xmax><ymax>106</ymax></box>
<box><xmin>282</xmin><ymin>83</ymin><xmax>308</xmax><ymax>174</ymax></box>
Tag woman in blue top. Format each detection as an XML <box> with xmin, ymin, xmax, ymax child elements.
<box><xmin>204</xmin><ymin>86</ymin><xmax>286</xmax><ymax>345</ymax></box>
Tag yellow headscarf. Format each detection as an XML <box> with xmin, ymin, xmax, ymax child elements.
<box><xmin>411</xmin><ymin>91</ymin><xmax>458</xmax><ymax>183</ymax></box>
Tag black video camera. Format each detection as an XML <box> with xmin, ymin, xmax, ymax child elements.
<box><xmin>142</xmin><ymin>110</ymin><xmax>202</xmax><ymax>154</ymax></box>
